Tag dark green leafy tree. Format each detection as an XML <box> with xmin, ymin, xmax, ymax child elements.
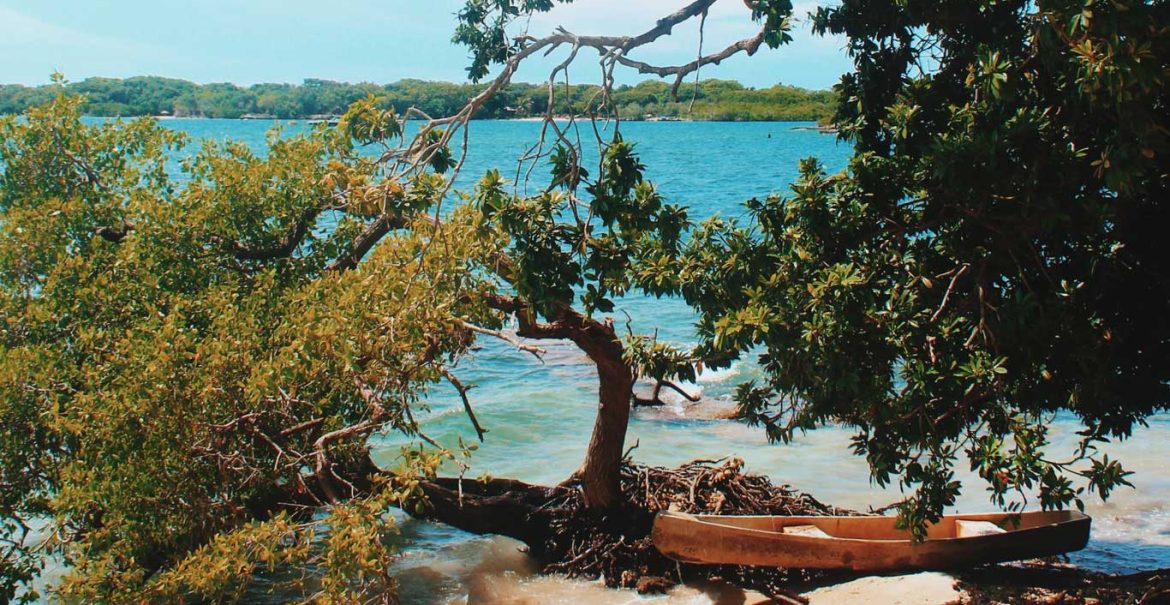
<box><xmin>672</xmin><ymin>0</ymin><xmax>1168</xmax><ymax>534</ymax></box>
<box><xmin>447</xmin><ymin>0</ymin><xmax>1168</xmax><ymax>537</ymax></box>
<box><xmin>465</xmin><ymin>136</ymin><xmax>695</xmax><ymax>508</ymax></box>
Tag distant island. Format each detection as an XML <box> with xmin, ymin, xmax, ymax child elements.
<box><xmin>0</xmin><ymin>76</ymin><xmax>836</xmax><ymax>122</ymax></box>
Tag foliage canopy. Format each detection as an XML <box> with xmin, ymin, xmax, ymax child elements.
<box><xmin>668</xmin><ymin>0</ymin><xmax>1169</xmax><ymax>533</ymax></box>
<box><xmin>0</xmin><ymin>77</ymin><xmax>704</xmax><ymax>602</ymax></box>
<box><xmin>0</xmin><ymin>90</ymin><xmax>506</xmax><ymax>602</ymax></box>
<box><xmin>448</xmin><ymin>0</ymin><xmax>1168</xmax><ymax>536</ymax></box>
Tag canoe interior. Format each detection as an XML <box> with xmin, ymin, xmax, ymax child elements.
<box><xmin>677</xmin><ymin>510</ymin><xmax>1085</xmax><ymax>541</ymax></box>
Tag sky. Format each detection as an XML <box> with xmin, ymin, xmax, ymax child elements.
<box><xmin>0</xmin><ymin>0</ymin><xmax>851</xmax><ymax>90</ymax></box>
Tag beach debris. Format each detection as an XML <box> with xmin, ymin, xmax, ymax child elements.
<box><xmin>533</xmin><ymin>458</ymin><xmax>858</xmax><ymax>595</ymax></box>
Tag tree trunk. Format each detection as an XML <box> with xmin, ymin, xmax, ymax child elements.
<box><xmin>414</xmin><ymin>477</ymin><xmax>565</xmax><ymax>550</ymax></box>
<box><xmin>483</xmin><ymin>292</ymin><xmax>636</xmax><ymax>510</ymax></box>
<box><xmin>572</xmin><ymin>322</ymin><xmax>635</xmax><ymax>509</ymax></box>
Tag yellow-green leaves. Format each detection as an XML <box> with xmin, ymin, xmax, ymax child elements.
<box><xmin>1</xmin><ymin>93</ymin><xmax>488</xmax><ymax>602</ymax></box>
<box><xmin>337</xmin><ymin>94</ymin><xmax>402</xmax><ymax>146</ymax></box>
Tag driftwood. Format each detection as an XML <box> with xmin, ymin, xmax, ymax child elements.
<box><xmin>414</xmin><ymin>458</ymin><xmax>858</xmax><ymax>596</ymax></box>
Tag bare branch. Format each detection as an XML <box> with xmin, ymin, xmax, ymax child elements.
<box><xmin>616</xmin><ymin>0</ymin><xmax>719</xmax><ymax>51</ymax></box>
<box><xmin>402</xmin><ymin>402</ymin><xmax>443</xmax><ymax>449</ymax></box>
<box><xmin>461</xmin><ymin>321</ymin><xmax>547</xmax><ymax>360</ymax></box>
<box><xmin>440</xmin><ymin>367</ymin><xmax>488</xmax><ymax>442</ymax></box>
<box><xmin>617</xmin><ymin>29</ymin><xmax>768</xmax><ymax>100</ymax></box>
<box><xmin>660</xmin><ymin>380</ymin><xmax>701</xmax><ymax>403</ymax></box>
<box><xmin>314</xmin><ymin>420</ymin><xmax>380</xmax><ymax>502</ymax></box>
<box><xmin>383</xmin><ymin>0</ymin><xmax>770</xmax><ymax>200</ymax></box>
<box><xmin>931</xmin><ymin>263</ymin><xmax>970</xmax><ymax>323</ymax></box>
<box><xmin>277</xmin><ymin>417</ymin><xmax>325</xmax><ymax>440</ymax></box>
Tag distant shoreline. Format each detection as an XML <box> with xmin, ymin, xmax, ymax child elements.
<box><xmin>84</xmin><ymin>114</ymin><xmax>833</xmax><ymax>126</ymax></box>
<box><xmin>3</xmin><ymin>75</ymin><xmax>836</xmax><ymax>123</ymax></box>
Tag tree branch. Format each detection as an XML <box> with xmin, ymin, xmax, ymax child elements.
<box><xmin>660</xmin><ymin>380</ymin><xmax>701</xmax><ymax>402</ymax></box>
<box><xmin>223</xmin><ymin>205</ymin><xmax>322</xmax><ymax>261</ymax></box>
<box><xmin>615</xmin><ymin>0</ymin><xmax>719</xmax><ymax>51</ymax></box>
<box><xmin>326</xmin><ymin>211</ymin><xmax>411</xmax><ymax>272</ymax></box>
<box><xmin>95</xmin><ymin>221</ymin><xmax>135</xmax><ymax>243</ymax></box>
<box><xmin>277</xmin><ymin>417</ymin><xmax>325</xmax><ymax>440</ymax></box>
<box><xmin>617</xmin><ymin>29</ymin><xmax>768</xmax><ymax>100</ymax></box>
<box><xmin>440</xmin><ymin>367</ymin><xmax>488</xmax><ymax>442</ymax></box>
<box><xmin>461</xmin><ymin>321</ymin><xmax>547</xmax><ymax>360</ymax></box>
<box><xmin>314</xmin><ymin>420</ymin><xmax>380</xmax><ymax>503</ymax></box>
<box><xmin>402</xmin><ymin>403</ymin><xmax>443</xmax><ymax>449</ymax></box>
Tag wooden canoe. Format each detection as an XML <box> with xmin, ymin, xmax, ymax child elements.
<box><xmin>652</xmin><ymin>510</ymin><xmax>1091</xmax><ymax>572</ymax></box>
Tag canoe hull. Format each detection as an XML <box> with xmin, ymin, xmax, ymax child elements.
<box><xmin>652</xmin><ymin>510</ymin><xmax>1091</xmax><ymax>572</ymax></box>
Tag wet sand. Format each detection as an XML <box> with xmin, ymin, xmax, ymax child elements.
<box><xmin>392</xmin><ymin>533</ymin><xmax>968</xmax><ymax>605</ymax></box>
<box><xmin>463</xmin><ymin>571</ymin><xmax>962</xmax><ymax>605</ymax></box>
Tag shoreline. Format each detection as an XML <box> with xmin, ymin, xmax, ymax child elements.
<box><xmin>78</xmin><ymin>114</ymin><xmax>832</xmax><ymax>125</ymax></box>
<box><xmin>423</xmin><ymin>543</ymin><xmax>1170</xmax><ymax>605</ymax></box>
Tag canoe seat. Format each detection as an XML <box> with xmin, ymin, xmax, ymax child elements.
<box><xmin>954</xmin><ymin>520</ymin><xmax>1006</xmax><ymax>538</ymax></box>
<box><xmin>782</xmin><ymin>524</ymin><xmax>831</xmax><ymax>538</ymax></box>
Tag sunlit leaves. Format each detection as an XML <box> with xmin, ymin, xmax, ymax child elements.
<box><xmin>747</xmin><ymin>0</ymin><xmax>795</xmax><ymax>48</ymax></box>
<box><xmin>622</xmin><ymin>335</ymin><xmax>696</xmax><ymax>386</ymax></box>
<box><xmin>475</xmin><ymin>136</ymin><xmax>691</xmax><ymax>324</ymax></box>
<box><xmin>0</xmin><ymin>93</ymin><xmax>487</xmax><ymax>601</ymax></box>
<box><xmin>337</xmin><ymin>94</ymin><xmax>402</xmax><ymax>146</ymax></box>
<box><xmin>968</xmin><ymin>51</ymin><xmax>1011</xmax><ymax>100</ymax></box>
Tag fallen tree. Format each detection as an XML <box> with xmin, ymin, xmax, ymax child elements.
<box><xmin>413</xmin><ymin>457</ymin><xmax>853</xmax><ymax>598</ymax></box>
<box><xmin>0</xmin><ymin>6</ymin><xmax>767</xmax><ymax>598</ymax></box>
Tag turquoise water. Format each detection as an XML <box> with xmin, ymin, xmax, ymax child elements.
<box><xmin>83</xmin><ymin>118</ymin><xmax>1170</xmax><ymax>602</ymax></box>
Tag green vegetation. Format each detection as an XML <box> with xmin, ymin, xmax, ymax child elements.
<box><xmin>0</xmin><ymin>76</ymin><xmax>834</xmax><ymax>122</ymax></box>
<box><xmin>0</xmin><ymin>79</ymin><xmax>702</xmax><ymax>600</ymax></box>
<box><xmin>0</xmin><ymin>85</ymin><xmax>500</xmax><ymax>603</ymax></box>
<box><xmin>671</xmin><ymin>0</ymin><xmax>1169</xmax><ymax>534</ymax></box>
<box><xmin>3</xmin><ymin>0</ymin><xmax>1168</xmax><ymax>601</ymax></box>
<box><xmin>456</xmin><ymin>0</ymin><xmax>1169</xmax><ymax>535</ymax></box>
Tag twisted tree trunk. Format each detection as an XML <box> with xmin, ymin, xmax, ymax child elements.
<box><xmin>481</xmin><ymin>292</ymin><xmax>635</xmax><ymax>509</ymax></box>
<box><xmin>575</xmin><ymin>327</ymin><xmax>635</xmax><ymax>509</ymax></box>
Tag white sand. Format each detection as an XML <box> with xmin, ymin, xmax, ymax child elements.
<box><xmin>804</xmin><ymin>572</ymin><xmax>962</xmax><ymax>605</ymax></box>
<box><xmin>461</xmin><ymin>571</ymin><xmax>963</xmax><ymax>605</ymax></box>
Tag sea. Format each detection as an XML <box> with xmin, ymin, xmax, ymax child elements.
<box><xmin>77</xmin><ymin>118</ymin><xmax>1170</xmax><ymax>603</ymax></box>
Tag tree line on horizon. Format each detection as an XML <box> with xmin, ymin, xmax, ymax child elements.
<box><xmin>0</xmin><ymin>76</ymin><xmax>836</xmax><ymax>122</ymax></box>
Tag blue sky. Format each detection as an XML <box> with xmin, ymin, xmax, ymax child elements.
<box><xmin>0</xmin><ymin>0</ymin><xmax>850</xmax><ymax>89</ymax></box>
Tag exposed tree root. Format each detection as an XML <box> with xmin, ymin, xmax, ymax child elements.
<box><xmin>411</xmin><ymin>459</ymin><xmax>1170</xmax><ymax>603</ymax></box>
<box><xmin>415</xmin><ymin>458</ymin><xmax>859</xmax><ymax>597</ymax></box>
